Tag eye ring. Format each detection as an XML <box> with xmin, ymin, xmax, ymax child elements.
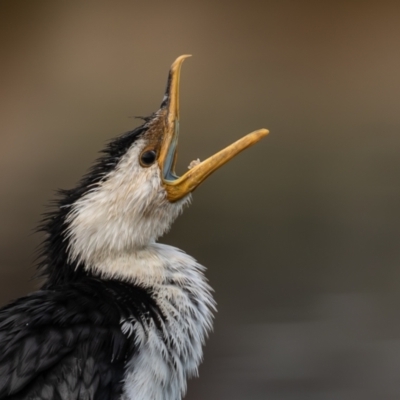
<box><xmin>140</xmin><ymin>149</ymin><xmax>157</xmax><ymax>167</ymax></box>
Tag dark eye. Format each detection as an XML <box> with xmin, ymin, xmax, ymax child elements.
<box><xmin>140</xmin><ymin>150</ymin><xmax>157</xmax><ymax>167</ymax></box>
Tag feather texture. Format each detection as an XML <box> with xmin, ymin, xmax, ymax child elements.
<box><xmin>0</xmin><ymin>278</ymin><xmax>161</xmax><ymax>400</ymax></box>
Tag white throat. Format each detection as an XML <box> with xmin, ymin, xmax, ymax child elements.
<box><xmin>64</xmin><ymin>138</ymin><xmax>190</xmax><ymax>272</ymax></box>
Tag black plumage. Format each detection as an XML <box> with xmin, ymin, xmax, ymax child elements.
<box><xmin>0</xmin><ymin>277</ymin><xmax>162</xmax><ymax>400</ymax></box>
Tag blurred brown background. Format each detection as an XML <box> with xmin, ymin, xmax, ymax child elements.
<box><xmin>1</xmin><ymin>0</ymin><xmax>400</xmax><ymax>398</ymax></box>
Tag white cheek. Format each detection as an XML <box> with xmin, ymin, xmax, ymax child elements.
<box><xmin>65</xmin><ymin>138</ymin><xmax>191</xmax><ymax>269</ymax></box>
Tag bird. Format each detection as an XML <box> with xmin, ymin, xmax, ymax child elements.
<box><xmin>0</xmin><ymin>55</ymin><xmax>269</xmax><ymax>400</ymax></box>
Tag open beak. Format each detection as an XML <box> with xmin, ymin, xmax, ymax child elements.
<box><xmin>158</xmin><ymin>55</ymin><xmax>269</xmax><ymax>203</ymax></box>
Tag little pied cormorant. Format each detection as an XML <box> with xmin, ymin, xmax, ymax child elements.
<box><xmin>0</xmin><ymin>55</ymin><xmax>268</xmax><ymax>400</ymax></box>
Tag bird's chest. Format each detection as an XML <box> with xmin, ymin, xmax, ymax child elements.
<box><xmin>121</xmin><ymin>282</ymin><xmax>212</xmax><ymax>400</ymax></box>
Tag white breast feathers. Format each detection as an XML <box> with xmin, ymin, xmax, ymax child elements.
<box><xmin>119</xmin><ymin>244</ymin><xmax>215</xmax><ymax>400</ymax></box>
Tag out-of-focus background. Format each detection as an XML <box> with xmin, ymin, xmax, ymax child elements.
<box><xmin>1</xmin><ymin>1</ymin><xmax>400</xmax><ymax>398</ymax></box>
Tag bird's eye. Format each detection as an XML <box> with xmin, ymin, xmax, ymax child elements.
<box><xmin>140</xmin><ymin>150</ymin><xmax>157</xmax><ymax>167</ymax></box>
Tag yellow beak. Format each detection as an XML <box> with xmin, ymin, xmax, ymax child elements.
<box><xmin>158</xmin><ymin>55</ymin><xmax>269</xmax><ymax>203</ymax></box>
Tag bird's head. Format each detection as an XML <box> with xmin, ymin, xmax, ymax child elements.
<box><xmin>40</xmin><ymin>55</ymin><xmax>268</xmax><ymax>282</ymax></box>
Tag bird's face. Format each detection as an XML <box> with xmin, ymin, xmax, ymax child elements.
<box><xmin>63</xmin><ymin>56</ymin><xmax>268</xmax><ymax>270</ymax></box>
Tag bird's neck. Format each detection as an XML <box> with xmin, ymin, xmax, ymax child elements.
<box><xmin>80</xmin><ymin>242</ymin><xmax>195</xmax><ymax>286</ymax></box>
<box><xmin>40</xmin><ymin>238</ymin><xmax>204</xmax><ymax>290</ymax></box>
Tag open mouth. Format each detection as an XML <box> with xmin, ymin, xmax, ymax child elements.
<box><xmin>157</xmin><ymin>55</ymin><xmax>269</xmax><ymax>202</ymax></box>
